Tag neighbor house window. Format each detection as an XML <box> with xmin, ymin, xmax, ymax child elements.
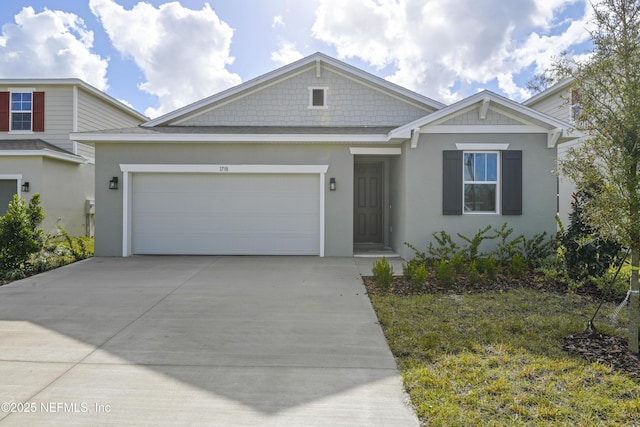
<box><xmin>571</xmin><ymin>89</ymin><xmax>581</xmax><ymax>122</ymax></box>
<box><xmin>309</xmin><ymin>87</ymin><xmax>327</xmax><ymax>108</ymax></box>
<box><xmin>463</xmin><ymin>152</ymin><xmax>498</xmax><ymax>213</ymax></box>
<box><xmin>11</xmin><ymin>92</ymin><xmax>32</xmax><ymax>131</ymax></box>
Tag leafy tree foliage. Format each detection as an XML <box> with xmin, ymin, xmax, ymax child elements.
<box><xmin>555</xmin><ymin>0</ymin><xmax>640</xmax><ymax>352</ymax></box>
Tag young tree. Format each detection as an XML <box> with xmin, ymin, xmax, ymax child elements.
<box><xmin>556</xmin><ymin>0</ymin><xmax>640</xmax><ymax>352</ymax></box>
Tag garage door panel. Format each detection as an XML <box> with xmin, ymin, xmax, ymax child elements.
<box><xmin>132</xmin><ymin>173</ymin><xmax>320</xmax><ymax>255</ymax></box>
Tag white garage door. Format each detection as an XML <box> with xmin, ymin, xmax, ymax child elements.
<box><xmin>131</xmin><ymin>173</ymin><xmax>320</xmax><ymax>255</ymax></box>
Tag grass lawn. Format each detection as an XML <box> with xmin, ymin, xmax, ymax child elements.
<box><xmin>369</xmin><ymin>289</ymin><xmax>640</xmax><ymax>426</ymax></box>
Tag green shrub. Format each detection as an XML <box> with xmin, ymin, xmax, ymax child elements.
<box><xmin>458</xmin><ymin>225</ymin><xmax>497</xmax><ymax>261</ymax></box>
<box><xmin>434</xmin><ymin>259</ymin><xmax>456</xmax><ymax>287</ymax></box>
<box><xmin>404</xmin><ymin>243</ymin><xmax>430</xmax><ymax>265</ymax></box>
<box><xmin>0</xmin><ymin>194</ymin><xmax>45</xmax><ymax>271</ymax></box>
<box><xmin>449</xmin><ymin>252</ymin><xmax>467</xmax><ymax>274</ymax></box>
<box><xmin>468</xmin><ymin>261</ymin><xmax>480</xmax><ymax>284</ymax></box>
<box><xmin>427</xmin><ymin>231</ymin><xmax>459</xmax><ymax>261</ymax></box>
<box><xmin>523</xmin><ymin>231</ymin><xmax>556</xmax><ymax>268</ymax></box>
<box><xmin>477</xmin><ymin>257</ymin><xmax>498</xmax><ymax>281</ymax></box>
<box><xmin>562</xmin><ymin>190</ymin><xmax>621</xmax><ymax>281</ymax></box>
<box><xmin>494</xmin><ymin>223</ymin><xmax>525</xmax><ymax>265</ymax></box>
<box><xmin>372</xmin><ymin>257</ymin><xmax>393</xmax><ymax>289</ymax></box>
<box><xmin>403</xmin><ymin>263</ymin><xmax>429</xmax><ymax>291</ymax></box>
<box><xmin>509</xmin><ymin>254</ymin><xmax>526</xmax><ymax>277</ymax></box>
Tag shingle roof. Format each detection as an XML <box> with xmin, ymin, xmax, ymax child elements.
<box><xmin>75</xmin><ymin>125</ymin><xmax>398</xmax><ymax>135</ymax></box>
<box><xmin>0</xmin><ymin>139</ymin><xmax>76</xmax><ymax>155</ymax></box>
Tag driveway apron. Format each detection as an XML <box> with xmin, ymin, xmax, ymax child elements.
<box><xmin>0</xmin><ymin>256</ymin><xmax>418</xmax><ymax>426</ymax></box>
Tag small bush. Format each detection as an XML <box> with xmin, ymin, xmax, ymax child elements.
<box><xmin>468</xmin><ymin>261</ymin><xmax>480</xmax><ymax>284</ymax></box>
<box><xmin>458</xmin><ymin>225</ymin><xmax>497</xmax><ymax>261</ymax></box>
<box><xmin>450</xmin><ymin>252</ymin><xmax>467</xmax><ymax>274</ymax></box>
<box><xmin>404</xmin><ymin>243</ymin><xmax>430</xmax><ymax>265</ymax></box>
<box><xmin>494</xmin><ymin>223</ymin><xmax>525</xmax><ymax>265</ymax></box>
<box><xmin>427</xmin><ymin>231</ymin><xmax>459</xmax><ymax>261</ymax></box>
<box><xmin>509</xmin><ymin>254</ymin><xmax>526</xmax><ymax>277</ymax></box>
<box><xmin>372</xmin><ymin>257</ymin><xmax>393</xmax><ymax>289</ymax></box>
<box><xmin>408</xmin><ymin>263</ymin><xmax>428</xmax><ymax>291</ymax></box>
<box><xmin>524</xmin><ymin>231</ymin><xmax>556</xmax><ymax>268</ymax></box>
<box><xmin>434</xmin><ymin>259</ymin><xmax>456</xmax><ymax>287</ymax></box>
<box><xmin>0</xmin><ymin>194</ymin><xmax>45</xmax><ymax>271</ymax></box>
<box><xmin>477</xmin><ymin>257</ymin><xmax>498</xmax><ymax>281</ymax></box>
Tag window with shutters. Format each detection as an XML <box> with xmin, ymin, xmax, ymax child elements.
<box><xmin>443</xmin><ymin>149</ymin><xmax>522</xmax><ymax>216</ymax></box>
<box><xmin>11</xmin><ymin>92</ymin><xmax>32</xmax><ymax>131</ymax></box>
<box><xmin>308</xmin><ymin>87</ymin><xmax>327</xmax><ymax>108</ymax></box>
<box><xmin>464</xmin><ymin>152</ymin><xmax>499</xmax><ymax>213</ymax></box>
<box><xmin>0</xmin><ymin>90</ymin><xmax>44</xmax><ymax>132</ymax></box>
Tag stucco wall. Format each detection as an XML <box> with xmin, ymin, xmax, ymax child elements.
<box><xmin>95</xmin><ymin>142</ymin><xmax>357</xmax><ymax>257</ymax></box>
<box><xmin>0</xmin><ymin>157</ymin><xmax>92</xmax><ymax>236</ymax></box>
<box><xmin>42</xmin><ymin>158</ymin><xmax>94</xmax><ymax>236</ymax></box>
<box><xmin>398</xmin><ymin>133</ymin><xmax>557</xmax><ymax>259</ymax></box>
<box><xmin>176</xmin><ymin>66</ymin><xmax>433</xmax><ymax>127</ymax></box>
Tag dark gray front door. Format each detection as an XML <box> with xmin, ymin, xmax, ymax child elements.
<box><xmin>354</xmin><ymin>163</ymin><xmax>383</xmax><ymax>244</ymax></box>
<box><xmin>0</xmin><ymin>180</ymin><xmax>17</xmax><ymax>215</ymax></box>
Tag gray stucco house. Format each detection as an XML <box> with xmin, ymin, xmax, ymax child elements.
<box><xmin>0</xmin><ymin>79</ymin><xmax>146</xmax><ymax>236</ymax></box>
<box><xmin>72</xmin><ymin>53</ymin><xmax>577</xmax><ymax>258</ymax></box>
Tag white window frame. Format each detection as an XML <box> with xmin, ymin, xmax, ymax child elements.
<box><xmin>9</xmin><ymin>88</ymin><xmax>35</xmax><ymax>133</ymax></box>
<box><xmin>308</xmin><ymin>87</ymin><xmax>328</xmax><ymax>109</ymax></box>
<box><xmin>462</xmin><ymin>151</ymin><xmax>500</xmax><ymax>215</ymax></box>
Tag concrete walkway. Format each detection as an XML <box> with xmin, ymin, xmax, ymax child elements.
<box><xmin>0</xmin><ymin>256</ymin><xmax>418</xmax><ymax>426</ymax></box>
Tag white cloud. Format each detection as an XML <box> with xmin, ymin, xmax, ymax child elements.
<box><xmin>271</xmin><ymin>41</ymin><xmax>304</xmax><ymax>66</ymax></box>
<box><xmin>89</xmin><ymin>0</ymin><xmax>241</xmax><ymax>118</ymax></box>
<box><xmin>0</xmin><ymin>7</ymin><xmax>108</xmax><ymax>89</ymax></box>
<box><xmin>312</xmin><ymin>0</ymin><xmax>592</xmax><ymax>102</ymax></box>
<box><xmin>272</xmin><ymin>15</ymin><xmax>284</xmax><ymax>27</ymax></box>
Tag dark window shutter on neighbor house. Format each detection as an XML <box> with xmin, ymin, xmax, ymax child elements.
<box><xmin>0</xmin><ymin>92</ymin><xmax>9</xmax><ymax>132</ymax></box>
<box><xmin>33</xmin><ymin>92</ymin><xmax>45</xmax><ymax>132</ymax></box>
<box><xmin>442</xmin><ymin>150</ymin><xmax>463</xmax><ymax>215</ymax></box>
<box><xmin>501</xmin><ymin>150</ymin><xmax>522</xmax><ymax>215</ymax></box>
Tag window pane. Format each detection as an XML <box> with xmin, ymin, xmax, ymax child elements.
<box><xmin>486</xmin><ymin>153</ymin><xmax>497</xmax><ymax>181</ymax></box>
<box><xmin>476</xmin><ymin>153</ymin><xmax>486</xmax><ymax>181</ymax></box>
<box><xmin>11</xmin><ymin>112</ymin><xmax>32</xmax><ymax>131</ymax></box>
<box><xmin>464</xmin><ymin>153</ymin><xmax>474</xmax><ymax>180</ymax></box>
<box><xmin>464</xmin><ymin>184</ymin><xmax>496</xmax><ymax>212</ymax></box>
<box><xmin>11</xmin><ymin>93</ymin><xmax>31</xmax><ymax>111</ymax></box>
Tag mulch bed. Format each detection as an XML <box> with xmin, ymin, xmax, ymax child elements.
<box><xmin>363</xmin><ymin>274</ymin><xmax>640</xmax><ymax>380</ymax></box>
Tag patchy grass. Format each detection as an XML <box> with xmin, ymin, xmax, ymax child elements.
<box><xmin>369</xmin><ymin>289</ymin><xmax>640</xmax><ymax>426</ymax></box>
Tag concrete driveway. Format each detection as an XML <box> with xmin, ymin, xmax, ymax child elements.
<box><xmin>0</xmin><ymin>256</ymin><xmax>418</xmax><ymax>426</ymax></box>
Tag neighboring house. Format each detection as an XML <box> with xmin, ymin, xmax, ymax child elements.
<box><xmin>523</xmin><ymin>78</ymin><xmax>580</xmax><ymax>226</ymax></box>
<box><xmin>0</xmin><ymin>79</ymin><xmax>147</xmax><ymax>236</ymax></box>
<box><xmin>72</xmin><ymin>53</ymin><xmax>577</xmax><ymax>258</ymax></box>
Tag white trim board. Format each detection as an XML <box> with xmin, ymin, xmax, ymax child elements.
<box><xmin>349</xmin><ymin>147</ymin><xmax>401</xmax><ymax>155</ymax></box>
<box><xmin>118</xmin><ymin>164</ymin><xmax>329</xmax><ymax>257</ymax></box>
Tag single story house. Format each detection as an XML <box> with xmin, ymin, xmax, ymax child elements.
<box><xmin>72</xmin><ymin>53</ymin><xmax>577</xmax><ymax>258</ymax></box>
<box><xmin>0</xmin><ymin>79</ymin><xmax>146</xmax><ymax>236</ymax></box>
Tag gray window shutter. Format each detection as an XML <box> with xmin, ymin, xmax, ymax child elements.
<box><xmin>502</xmin><ymin>150</ymin><xmax>522</xmax><ymax>215</ymax></box>
<box><xmin>443</xmin><ymin>150</ymin><xmax>463</xmax><ymax>215</ymax></box>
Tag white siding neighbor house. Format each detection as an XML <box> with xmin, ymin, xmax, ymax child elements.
<box><xmin>523</xmin><ymin>78</ymin><xmax>582</xmax><ymax>226</ymax></box>
<box><xmin>0</xmin><ymin>79</ymin><xmax>147</xmax><ymax>236</ymax></box>
<box><xmin>72</xmin><ymin>53</ymin><xmax>578</xmax><ymax>258</ymax></box>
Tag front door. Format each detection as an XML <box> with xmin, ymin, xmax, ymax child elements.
<box><xmin>0</xmin><ymin>180</ymin><xmax>17</xmax><ymax>215</ymax></box>
<box><xmin>354</xmin><ymin>163</ymin><xmax>383</xmax><ymax>245</ymax></box>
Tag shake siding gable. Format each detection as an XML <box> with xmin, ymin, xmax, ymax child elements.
<box><xmin>0</xmin><ymin>92</ymin><xmax>8</xmax><ymax>131</ymax></box>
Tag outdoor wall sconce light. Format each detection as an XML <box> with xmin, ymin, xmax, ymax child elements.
<box><xmin>109</xmin><ymin>177</ymin><xmax>119</xmax><ymax>190</ymax></box>
<box><xmin>329</xmin><ymin>177</ymin><xmax>336</xmax><ymax>191</ymax></box>
<box><xmin>21</xmin><ymin>182</ymin><xmax>29</xmax><ymax>193</ymax></box>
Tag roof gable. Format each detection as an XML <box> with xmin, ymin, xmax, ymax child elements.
<box><xmin>143</xmin><ymin>52</ymin><xmax>444</xmax><ymax>128</ymax></box>
<box><xmin>390</xmin><ymin>90</ymin><xmax>580</xmax><ymax>148</ymax></box>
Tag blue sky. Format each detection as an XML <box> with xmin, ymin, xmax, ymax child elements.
<box><xmin>0</xmin><ymin>0</ymin><xmax>594</xmax><ymax>118</ymax></box>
